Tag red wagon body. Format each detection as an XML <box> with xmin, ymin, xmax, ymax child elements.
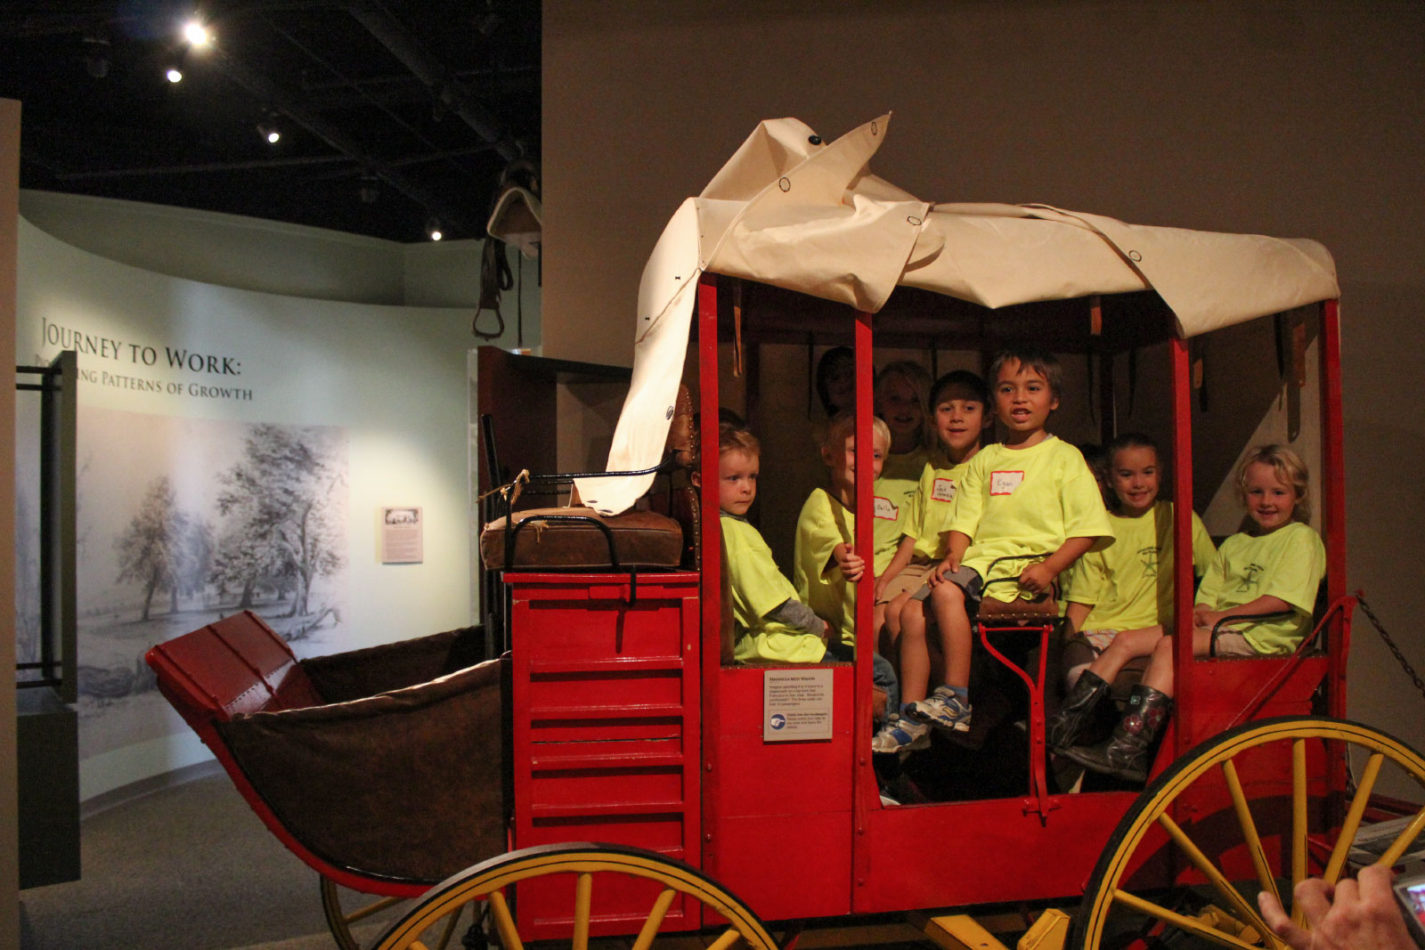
<box><xmin>148</xmin><ymin>115</ymin><xmax>1425</xmax><ymax>950</ymax></box>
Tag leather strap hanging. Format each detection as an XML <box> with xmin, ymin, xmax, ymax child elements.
<box><xmin>732</xmin><ymin>280</ymin><xmax>744</xmax><ymax>378</ymax></box>
<box><xmin>1191</xmin><ymin>337</ymin><xmax>1208</xmax><ymax>412</ymax></box>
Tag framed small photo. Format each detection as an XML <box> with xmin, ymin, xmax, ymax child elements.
<box><xmin>380</xmin><ymin>506</ymin><xmax>423</xmax><ymax>564</ymax></box>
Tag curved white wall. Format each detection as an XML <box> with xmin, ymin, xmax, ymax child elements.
<box><xmin>15</xmin><ymin>210</ymin><xmax>504</xmax><ymax>800</ymax></box>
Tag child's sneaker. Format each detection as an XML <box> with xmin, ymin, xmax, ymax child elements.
<box><xmin>906</xmin><ymin>686</ymin><xmax>972</xmax><ymax>733</ymax></box>
<box><xmin>871</xmin><ymin>713</ymin><xmax>930</xmax><ymax>754</ymax></box>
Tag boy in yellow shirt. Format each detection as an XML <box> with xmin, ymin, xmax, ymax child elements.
<box><xmin>877</xmin><ymin>350</ymin><xmax>1112</xmax><ymax>751</ymax></box>
<box><xmin>705</xmin><ymin>424</ymin><xmax>830</xmax><ymax>663</ymax></box>
<box><xmin>794</xmin><ymin>412</ymin><xmax>899</xmax><ymax>717</ymax></box>
<box><xmin>871</xmin><ymin>370</ymin><xmax>990</xmax><ymax>751</ymax></box>
<box><xmin>873</xmin><ymin>361</ymin><xmax>934</xmax><ymax>577</ymax></box>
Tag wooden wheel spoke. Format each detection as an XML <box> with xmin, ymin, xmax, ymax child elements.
<box><xmin>1221</xmin><ymin>758</ymin><xmax>1280</xmax><ymax>907</ymax></box>
<box><xmin>631</xmin><ymin>887</ymin><xmax>678</xmax><ymax>950</ymax></box>
<box><xmin>706</xmin><ymin>926</ymin><xmax>746</xmax><ymax>950</ymax></box>
<box><xmin>1291</xmin><ymin>737</ymin><xmax>1309</xmax><ymax>928</ymax></box>
<box><xmin>1156</xmin><ymin>812</ymin><xmax>1276</xmax><ymax>941</ymax></box>
<box><xmin>1322</xmin><ymin>752</ymin><xmax>1383</xmax><ymax>885</ymax></box>
<box><xmin>431</xmin><ymin>900</ymin><xmax>465</xmax><ymax>950</ymax></box>
<box><xmin>1112</xmin><ymin>889</ymin><xmax>1266</xmax><ymax>950</ymax></box>
<box><xmin>573</xmin><ymin>872</ymin><xmax>593</xmax><ymax>950</ymax></box>
<box><xmin>346</xmin><ymin>895</ymin><xmax>405</xmax><ymax>925</ymax></box>
<box><xmin>1377</xmin><ymin>804</ymin><xmax>1425</xmax><ymax>868</ymax></box>
<box><xmin>488</xmin><ymin>890</ymin><xmax>524</xmax><ymax>950</ymax></box>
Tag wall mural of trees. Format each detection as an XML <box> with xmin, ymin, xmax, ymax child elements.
<box><xmin>64</xmin><ymin>407</ymin><xmax>348</xmax><ymax>757</ymax></box>
<box><xmin>114</xmin><ymin>476</ymin><xmax>214</xmax><ymax>622</ymax></box>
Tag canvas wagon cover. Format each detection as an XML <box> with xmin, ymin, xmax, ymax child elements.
<box><xmin>575</xmin><ymin>114</ymin><xmax>1339</xmax><ymax>516</ymax></box>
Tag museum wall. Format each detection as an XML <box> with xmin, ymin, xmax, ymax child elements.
<box><xmin>17</xmin><ymin>189</ymin><xmax>543</xmax><ymax>330</ymax></box>
<box><xmin>543</xmin><ymin>1</ymin><xmax>1425</xmax><ymax>784</ymax></box>
<box><xmin>15</xmin><ymin>214</ymin><xmax>489</xmax><ymax>800</ymax></box>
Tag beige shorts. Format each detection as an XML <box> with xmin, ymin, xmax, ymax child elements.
<box><xmin>877</xmin><ymin>561</ymin><xmax>934</xmax><ymax>603</ymax></box>
<box><xmin>1077</xmin><ymin>628</ymin><xmax>1119</xmax><ymax>654</ymax></box>
<box><xmin>1212</xmin><ymin>632</ymin><xmax>1260</xmax><ymax>657</ymax></box>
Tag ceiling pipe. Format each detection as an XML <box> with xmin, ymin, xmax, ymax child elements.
<box><xmin>213</xmin><ymin>0</ymin><xmax>522</xmax><ymax>163</ymax></box>
<box><xmin>341</xmin><ymin>0</ymin><xmax>521</xmax><ymax>163</ymax></box>
<box><xmin>205</xmin><ymin>43</ymin><xmax>469</xmax><ymax>236</ymax></box>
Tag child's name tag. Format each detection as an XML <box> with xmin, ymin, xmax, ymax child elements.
<box><xmin>874</xmin><ymin>496</ymin><xmax>898</xmax><ymax>520</ymax></box>
<box><xmin>931</xmin><ymin>478</ymin><xmax>956</xmax><ymax>502</ymax></box>
<box><xmin>990</xmin><ymin>470</ymin><xmax>1025</xmax><ymax>495</ymax></box>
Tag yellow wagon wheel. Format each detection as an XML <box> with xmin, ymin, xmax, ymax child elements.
<box><xmin>322</xmin><ymin>877</ymin><xmax>470</xmax><ymax>950</ymax></box>
<box><xmin>1075</xmin><ymin>716</ymin><xmax>1425</xmax><ymax>949</ymax></box>
<box><xmin>374</xmin><ymin>842</ymin><xmax>780</xmax><ymax>950</ymax></box>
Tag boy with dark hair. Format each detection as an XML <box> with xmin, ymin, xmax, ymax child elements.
<box><xmin>891</xmin><ymin>349</ymin><xmax>1113</xmax><ymax>744</ymax></box>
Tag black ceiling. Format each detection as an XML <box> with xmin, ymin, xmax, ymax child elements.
<box><xmin>0</xmin><ymin>0</ymin><xmax>540</xmax><ymax>243</ymax></box>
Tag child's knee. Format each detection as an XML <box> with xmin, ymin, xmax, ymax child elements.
<box><xmin>930</xmin><ymin>581</ymin><xmax>965</xmax><ymax>607</ymax></box>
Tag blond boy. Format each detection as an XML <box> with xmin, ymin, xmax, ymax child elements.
<box><xmin>794</xmin><ymin>413</ymin><xmax>899</xmax><ymax>716</ymax></box>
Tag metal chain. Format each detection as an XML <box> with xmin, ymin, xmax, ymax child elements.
<box><xmin>1356</xmin><ymin>592</ymin><xmax>1425</xmax><ymax>704</ymax></box>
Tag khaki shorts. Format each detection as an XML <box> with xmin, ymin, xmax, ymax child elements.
<box><xmin>877</xmin><ymin>561</ymin><xmax>934</xmax><ymax>603</ymax></box>
<box><xmin>1212</xmin><ymin>632</ymin><xmax>1260</xmax><ymax>657</ymax></box>
<box><xmin>1076</xmin><ymin>628</ymin><xmax>1119</xmax><ymax>654</ymax></box>
<box><xmin>909</xmin><ymin>564</ymin><xmax>983</xmax><ymax>607</ymax></box>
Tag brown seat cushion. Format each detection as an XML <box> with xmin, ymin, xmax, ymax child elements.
<box><xmin>480</xmin><ymin>506</ymin><xmax>684</xmax><ymax>570</ymax></box>
<box><xmin>977</xmin><ymin>593</ymin><xmax>1060</xmax><ymax>622</ymax></box>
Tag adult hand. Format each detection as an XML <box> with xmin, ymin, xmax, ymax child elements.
<box><xmin>1257</xmin><ymin>866</ymin><xmax>1416</xmax><ymax>950</ymax></box>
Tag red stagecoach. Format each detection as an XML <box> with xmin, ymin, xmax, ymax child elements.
<box><xmin>148</xmin><ymin>116</ymin><xmax>1425</xmax><ymax>950</ymax></box>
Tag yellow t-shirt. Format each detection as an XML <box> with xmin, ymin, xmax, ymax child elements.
<box><xmin>721</xmin><ymin>513</ymin><xmax>827</xmax><ymax>664</ymax></box>
<box><xmin>904</xmin><ymin>457</ymin><xmax>972</xmax><ymax>561</ymax></box>
<box><xmin>1195</xmin><ymin>521</ymin><xmax>1325</xmax><ymax>655</ymax></box>
<box><xmin>874</xmin><ymin>448</ymin><xmax>928</xmax><ymax>574</ymax></box>
<box><xmin>1064</xmin><ymin>500</ymin><xmax>1216</xmax><ymax>631</ymax></box>
<box><xmin>949</xmin><ymin>436</ymin><xmax>1114</xmax><ymax>602</ymax></box>
<box><xmin>794</xmin><ymin>487</ymin><xmax>857</xmax><ymax>649</ymax></box>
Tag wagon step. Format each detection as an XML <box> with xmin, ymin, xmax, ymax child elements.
<box><xmin>907</xmin><ymin>907</ymin><xmax>1071</xmax><ymax>950</ymax></box>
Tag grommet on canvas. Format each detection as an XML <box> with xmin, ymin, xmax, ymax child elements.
<box><xmin>907</xmin><ymin>215</ymin><xmax>922</xmax><ymax>226</ymax></box>
<box><xmin>778</xmin><ymin>177</ymin><xmax>791</xmax><ymax>192</ymax></box>
<box><xmin>871</xmin><ymin>120</ymin><xmax>879</xmax><ymax>135</ymax></box>
<box><xmin>808</xmin><ymin>134</ymin><xmax>822</xmax><ymax>145</ymax></box>
<box><xmin>1129</xmin><ymin>250</ymin><xmax>1142</xmax><ymax>261</ymax></box>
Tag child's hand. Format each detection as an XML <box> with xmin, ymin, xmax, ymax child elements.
<box><xmin>1193</xmin><ymin>606</ymin><xmax>1220</xmax><ymax>630</ymax></box>
<box><xmin>1018</xmin><ymin>561</ymin><xmax>1056</xmax><ymax>596</ymax></box>
<box><xmin>873</xmin><ymin>575</ymin><xmax>888</xmax><ymax>602</ymax></box>
<box><xmin>927</xmin><ymin>554</ymin><xmax>958</xmax><ymax>587</ymax></box>
<box><xmin>833</xmin><ymin>543</ymin><xmax>865</xmax><ymax>583</ymax></box>
<box><xmin>822</xmin><ymin>620</ymin><xmax>834</xmax><ymax>644</ymax></box>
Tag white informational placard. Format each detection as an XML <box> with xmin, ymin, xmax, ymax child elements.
<box><xmin>380</xmin><ymin>506</ymin><xmax>423</xmax><ymax>564</ymax></box>
<box><xmin>762</xmin><ymin>668</ymin><xmax>833</xmax><ymax>742</ymax></box>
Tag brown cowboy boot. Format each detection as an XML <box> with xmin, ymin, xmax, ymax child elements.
<box><xmin>1047</xmin><ymin>670</ymin><xmax>1110</xmax><ymax>752</ymax></box>
<box><xmin>1060</xmin><ymin>684</ymin><xmax>1173</xmax><ymax>783</ymax></box>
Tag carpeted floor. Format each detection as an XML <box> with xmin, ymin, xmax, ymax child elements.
<box><xmin>19</xmin><ymin>768</ymin><xmax>355</xmax><ymax>950</ymax></box>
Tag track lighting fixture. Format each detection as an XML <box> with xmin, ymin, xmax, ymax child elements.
<box><xmin>182</xmin><ymin>20</ymin><xmax>212</xmax><ymax>48</ymax></box>
<box><xmin>426</xmin><ymin>218</ymin><xmax>443</xmax><ymax>241</ymax></box>
<box><xmin>165</xmin><ymin>65</ymin><xmax>183</xmax><ymax>83</ymax></box>
<box><xmin>83</xmin><ymin>33</ymin><xmax>111</xmax><ymax>78</ymax></box>
<box><xmin>257</xmin><ymin>122</ymin><xmax>280</xmax><ymax>145</ymax></box>
<box><xmin>358</xmin><ymin>176</ymin><xmax>380</xmax><ymax>205</ymax></box>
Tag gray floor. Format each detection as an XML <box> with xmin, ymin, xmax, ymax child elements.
<box><xmin>20</xmin><ymin>770</ymin><xmax>351</xmax><ymax>950</ymax></box>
